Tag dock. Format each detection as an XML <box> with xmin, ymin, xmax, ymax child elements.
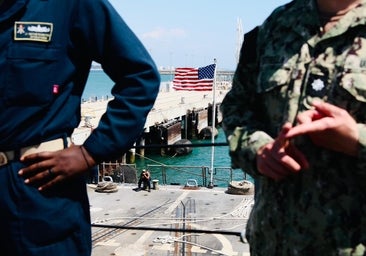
<box><xmin>78</xmin><ymin>89</ymin><xmax>228</xmax><ymax>129</ymax></box>
<box><xmin>73</xmin><ymin>86</ymin><xmax>230</xmax><ymax>152</ymax></box>
<box><xmin>89</xmin><ymin>183</ymin><xmax>253</xmax><ymax>256</ymax></box>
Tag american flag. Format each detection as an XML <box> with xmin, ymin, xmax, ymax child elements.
<box><xmin>172</xmin><ymin>64</ymin><xmax>216</xmax><ymax>91</ymax></box>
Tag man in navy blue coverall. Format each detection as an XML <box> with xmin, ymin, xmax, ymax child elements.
<box><xmin>0</xmin><ymin>0</ymin><xmax>160</xmax><ymax>255</ymax></box>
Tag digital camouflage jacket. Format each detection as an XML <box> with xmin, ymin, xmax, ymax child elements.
<box><xmin>221</xmin><ymin>0</ymin><xmax>366</xmax><ymax>255</ymax></box>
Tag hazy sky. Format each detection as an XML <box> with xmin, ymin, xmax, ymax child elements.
<box><xmin>108</xmin><ymin>1</ymin><xmax>291</xmax><ymax>70</ymax></box>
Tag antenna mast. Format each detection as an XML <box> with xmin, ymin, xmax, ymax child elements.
<box><xmin>236</xmin><ymin>18</ymin><xmax>244</xmax><ymax>65</ymax></box>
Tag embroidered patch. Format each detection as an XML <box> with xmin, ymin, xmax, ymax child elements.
<box><xmin>14</xmin><ymin>22</ymin><xmax>53</xmax><ymax>42</ymax></box>
<box><xmin>306</xmin><ymin>73</ymin><xmax>329</xmax><ymax>98</ymax></box>
<box><xmin>311</xmin><ymin>79</ymin><xmax>325</xmax><ymax>91</ymax></box>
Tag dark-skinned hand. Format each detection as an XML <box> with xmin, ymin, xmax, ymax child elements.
<box><xmin>18</xmin><ymin>145</ymin><xmax>96</xmax><ymax>191</ymax></box>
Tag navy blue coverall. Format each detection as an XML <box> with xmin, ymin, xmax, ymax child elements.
<box><xmin>0</xmin><ymin>0</ymin><xmax>160</xmax><ymax>255</ymax></box>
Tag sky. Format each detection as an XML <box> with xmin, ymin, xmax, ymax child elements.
<box><xmin>108</xmin><ymin>0</ymin><xmax>291</xmax><ymax>71</ymax></box>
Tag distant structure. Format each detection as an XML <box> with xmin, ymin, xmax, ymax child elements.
<box><xmin>236</xmin><ymin>18</ymin><xmax>244</xmax><ymax>65</ymax></box>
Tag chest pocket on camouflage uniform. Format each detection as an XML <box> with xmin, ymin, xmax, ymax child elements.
<box><xmin>336</xmin><ymin>67</ymin><xmax>366</xmax><ymax>121</ymax></box>
<box><xmin>332</xmin><ymin>40</ymin><xmax>366</xmax><ymax>121</ymax></box>
<box><xmin>339</xmin><ymin>71</ymin><xmax>366</xmax><ymax>102</ymax></box>
<box><xmin>257</xmin><ymin>56</ymin><xmax>293</xmax><ymax>125</ymax></box>
<box><xmin>338</xmin><ymin>53</ymin><xmax>366</xmax><ymax>103</ymax></box>
<box><xmin>258</xmin><ymin>56</ymin><xmax>292</xmax><ymax>93</ymax></box>
<box><xmin>335</xmin><ymin>35</ymin><xmax>366</xmax><ymax>102</ymax></box>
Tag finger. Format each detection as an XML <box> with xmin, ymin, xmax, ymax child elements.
<box><xmin>275</xmin><ymin>122</ymin><xmax>293</xmax><ymax>149</ymax></box>
<box><xmin>276</xmin><ymin>151</ymin><xmax>303</xmax><ymax>172</ymax></box>
<box><xmin>258</xmin><ymin>159</ymin><xmax>288</xmax><ymax>181</ymax></box>
<box><xmin>258</xmin><ymin>147</ymin><xmax>301</xmax><ymax>179</ymax></box>
<box><xmin>18</xmin><ymin>158</ymin><xmax>54</xmax><ymax>177</ymax></box>
<box><xmin>20</xmin><ymin>151</ymin><xmax>55</xmax><ymax>162</ymax></box>
<box><xmin>285</xmin><ymin>117</ymin><xmax>333</xmax><ymax>139</ymax></box>
<box><xmin>296</xmin><ymin>109</ymin><xmax>322</xmax><ymax>124</ymax></box>
<box><xmin>281</xmin><ymin>122</ymin><xmax>293</xmax><ymax>133</ymax></box>
<box><xmin>265</xmin><ymin>139</ymin><xmax>304</xmax><ymax>172</ymax></box>
<box><xmin>286</xmin><ymin>144</ymin><xmax>309</xmax><ymax>170</ymax></box>
<box><xmin>311</xmin><ymin>100</ymin><xmax>343</xmax><ymax>117</ymax></box>
<box><xmin>18</xmin><ymin>161</ymin><xmax>45</xmax><ymax>176</ymax></box>
<box><xmin>24</xmin><ymin>168</ymin><xmax>55</xmax><ymax>185</ymax></box>
<box><xmin>258</xmin><ymin>154</ymin><xmax>301</xmax><ymax>181</ymax></box>
<box><xmin>38</xmin><ymin>175</ymin><xmax>63</xmax><ymax>191</ymax></box>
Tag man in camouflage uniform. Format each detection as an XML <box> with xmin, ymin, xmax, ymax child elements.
<box><xmin>221</xmin><ymin>0</ymin><xmax>366</xmax><ymax>255</ymax></box>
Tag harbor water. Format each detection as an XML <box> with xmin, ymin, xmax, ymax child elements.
<box><xmin>82</xmin><ymin>69</ymin><xmax>172</xmax><ymax>101</ymax></box>
<box><xmin>83</xmin><ymin>70</ymin><xmax>253</xmax><ymax>187</ymax></box>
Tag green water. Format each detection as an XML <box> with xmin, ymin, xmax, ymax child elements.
<box><xmin>133</xmin><ymin>127</ymin><xmax>251</xmax><ymax>188</ymax></box>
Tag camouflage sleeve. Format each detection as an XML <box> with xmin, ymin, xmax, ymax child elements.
<box><xmin>221</xmin><ymin>27</ymin><xmax>273</xmax><ymax>178</ymax></box>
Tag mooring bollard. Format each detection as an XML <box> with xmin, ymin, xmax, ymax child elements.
<box><xmin>152</xmin><ymin>179</ymin><xmax>159</xmax><ymax>190</ymax></box>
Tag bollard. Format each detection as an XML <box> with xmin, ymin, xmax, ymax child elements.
<box><xmin>152</xmin><ymin>179</ymin><xmax>159</xmax><ymax>190</ymax></box>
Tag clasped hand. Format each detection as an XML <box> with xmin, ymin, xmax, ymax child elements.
<box><xmin>256</xmin><ymin>101</ymin><xmax>359</xmax><ymax>181</ymax></box>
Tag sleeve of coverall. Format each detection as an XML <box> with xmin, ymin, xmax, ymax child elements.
<box><xmin>220</xmin><ymin>27</ymin><xmax>274</xmax><ymax>178</ymax></box>
<box><xmin>75</xmin><ymin>0</ymin><xmax>160</xmax><ymax>162</ymax></box>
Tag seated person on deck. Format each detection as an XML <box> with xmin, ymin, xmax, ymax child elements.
<box><xmin>137</xmin><ymin>169</ymin><xmax>151</xmax><ymax>191</ymax></box>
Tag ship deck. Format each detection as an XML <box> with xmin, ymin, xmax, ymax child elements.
<box><xmin>88</xmin><ymin>183</ymin><xmax>253</xmax><ymax>256</ymax></box>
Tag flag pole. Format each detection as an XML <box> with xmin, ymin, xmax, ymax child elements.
<box><xmin>208</xmin><ymin>59</ymin><xmax>217</xmax><ymax>189</ymax></box>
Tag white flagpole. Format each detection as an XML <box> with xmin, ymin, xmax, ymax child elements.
<box><xmin>208</xmin><ymin>59</ymin><xmax>217</xmax><ymax>189</ymax></box>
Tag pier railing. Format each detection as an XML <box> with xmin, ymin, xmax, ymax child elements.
<box><xmin>95</xmin><ymin>161</ymin><xmax>246</xmax><ymax>188</ymax></box>
<box><xmin>146</xmin><ymin>164</ymin><xmax>239</xmax><ymax>187</ymax></box>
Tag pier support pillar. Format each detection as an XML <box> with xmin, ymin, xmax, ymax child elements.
<box><xmin>128</xmin><ymin>146</ymin><xmax>136</xmax><ymax>164</ymax></box>
<box><xmin>139</xmin><ymin>137</ymin><xmax>145</xmax><ymax>157</ymax></box>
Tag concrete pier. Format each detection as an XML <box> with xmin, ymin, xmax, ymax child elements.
<box><xmin>73</xmin><ymin>89</ymin><xmax>229</xmax><ymax>153</ymax></box>
<box><xmin>78</xmin><ymin>89</ymin><xmax>228</xmax><ymax>129</ymax></box>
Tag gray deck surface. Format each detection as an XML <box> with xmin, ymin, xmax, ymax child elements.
<box><xmin>88</xmin><ymin>183</ymin><xmax>253</xmax><ymax>256</ymax></box>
